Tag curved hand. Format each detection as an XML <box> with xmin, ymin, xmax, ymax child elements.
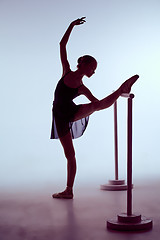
<box><xmin>71</xmin><ymin>17</ymin><xmax>86</xmax><ymax>26</ymax></box>
<box><xmin>60</xmin><ymin>17</ymin><xmax>86</xmax><ymax>75</ymax></box>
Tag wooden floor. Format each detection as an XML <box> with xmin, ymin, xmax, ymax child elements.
<box><xmin>0</xmin><ymin>180</ymin><xmax>160</xmax><ymax>240</ymax></box>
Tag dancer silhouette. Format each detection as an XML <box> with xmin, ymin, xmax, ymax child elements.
<box><xmin>51</xmin><ymin>17</ymin><xmax>139</xmax><ymax>199</ymax></box>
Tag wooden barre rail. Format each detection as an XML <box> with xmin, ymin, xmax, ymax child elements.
<box><xmin>121</xmin><ymin>93</ymin><xmax>134</xmax><ymax>98</ymax></box>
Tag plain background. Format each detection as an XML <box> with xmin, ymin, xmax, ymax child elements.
<box><xmin>0</xmin><ymin>0</ymin><xmax>160</xmax><ymax>191</ymax></box>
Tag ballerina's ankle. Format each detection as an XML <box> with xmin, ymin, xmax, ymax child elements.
<box><xmin>66</xmin><ymin>186</ymin><xmax>73</xmax><ymax>193</ymax></box>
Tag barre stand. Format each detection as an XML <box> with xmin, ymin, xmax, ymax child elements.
<box><xmin>107</xmin><ymin>94</ymin><xmax>153</xmax><ymax>231</ymax></box>
<box><xmin>101</xmin><ymin>93</ymin><xmax>132</xmax><ymax>191</ymax></box>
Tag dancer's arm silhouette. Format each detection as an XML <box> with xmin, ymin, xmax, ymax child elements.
<box><xmin>60</xmin><ymin>17</ymin><xmax>85</xmax><ymax>76</ymax></box>
<box><xmin>51</xmin><ymin>17</ymin><xmax>139</xmax><ymax>199</ymax></box>
<box><xmin>60</xmin><ymin>17</ymin><xmax>98</xmax><ymax>102</ymax></box>
<box><xmin>78</xmin><ymin>84</ymin><xmax>99</xmax><ymax>102</ymax></box>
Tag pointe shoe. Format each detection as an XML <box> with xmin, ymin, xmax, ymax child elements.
<box><xmin>121</xmin><ymin>74</ymin><xmax>139</xmax><ymax>93</ymax></box>
<box><xmin>52</xmin><ymin>191</ymin><xmax>73</xmax><ymax>199</ymax></box>
<box><xmin>127</xmin><ymin>74</ymin><xmax>139</xmax><ymax>87</ymax></box>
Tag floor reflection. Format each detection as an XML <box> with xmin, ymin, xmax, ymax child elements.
<box><xmin>0</xmin><ymin>181</ymin><xmax>159</xmax><ymax>240</ymax></box>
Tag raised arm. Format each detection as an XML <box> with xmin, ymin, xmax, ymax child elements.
<box><xmin>60</xmin><ymin>17</ymin><xmax>86</xmax><ymax>76</ymax></box>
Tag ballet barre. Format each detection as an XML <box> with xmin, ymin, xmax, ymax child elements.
<box><xmin>121</xmin><ymin>93</ymin><xmax>134</xmax><ymax>98</ymax></box>
<box><xmin>101</xmin><ymin>93</ymin><xmax>134</xmax><ymax>191</ymax></box>
<box><xmin>106</xmin><ymin>93</ymin><xmax>153</xmax><ymax>231</ymax></box>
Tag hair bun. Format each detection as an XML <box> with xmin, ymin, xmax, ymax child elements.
<box><xmin>77</xmin><ymin>55</ymin><xmax>97</xmax><ymax>69</ymax></box>
<box><xmin>78</xmin><ymin>57</ymin><xmax>83</xmax><ymax>64</ymax></box>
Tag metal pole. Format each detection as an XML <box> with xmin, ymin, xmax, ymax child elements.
<box><xmin>127</xmin><ymin>96</ymin><xmax>133</xmax><ymax>216</ymax></box>
<box><xmin>114</xmin><ymin>101</ymin><xmax>118</xmax><ymax>180</ymax></box>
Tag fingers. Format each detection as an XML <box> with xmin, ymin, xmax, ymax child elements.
<box><xmin>80</xmin><ymin>17</ymin><xmax>86</xmax><ymax>22</ymax></box>
<box><xmin>76</xmin><ymin>17</ymin><xmax>86</xmax><ymax>25</ymax></box>
<box><xmin>71</xmin><ymin>17</ymin><xmax>86</xmax><ymax>26</ymax></box>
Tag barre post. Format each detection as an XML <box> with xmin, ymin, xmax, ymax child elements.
<box><xmin>100</xmin><ymin>93</ymin><xmax>132</xmax><ymax>191</ymax></box>
<box><xmin>127</xmin><ymin>95</ymin><xmax>133</xmax><ymax>216</ymax></box>
<box><xmin>114</xmin><ymin>100</ymin><xmax>118</xmax><ymax>180</ymax></box>
<box><xmin>107</xmin><ymin>94</ymin><xmax>153</xmax><ymax>231</ymax></box>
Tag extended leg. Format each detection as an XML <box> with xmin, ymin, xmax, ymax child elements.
<box><xmin>73</xmin><ymin>75</ymin><xmax>138</xmax><ymax>121</ymax></box>
<box><xmin>73</xmin><ymin>89</ymin><xmax>121</xmax><ymax>121</ymax></box>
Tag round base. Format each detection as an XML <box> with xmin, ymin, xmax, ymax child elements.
<box><xmin>118</xmin><ymin>213</ymin><xmax>141</xmax><ymax>223</ymax></box>
<box><xmin>100</xmin><ymin>180</ymin><xmax>128</xmax><ymax>191</ymax></box>
<box><xmin>107</xmin><ymin>213</ymin><xmax>152</xmax><ymax>231</ymax></box>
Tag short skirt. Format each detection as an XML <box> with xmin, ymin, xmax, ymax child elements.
<box><xmin>50</xmin><ymin>104</ymin><xmax>89</xmax><ymax>139</ymax></box>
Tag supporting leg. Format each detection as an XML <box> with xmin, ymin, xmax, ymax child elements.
<box><xmin>60</xmin><ymin>133</ymin><xmax>77</xmax><ymax>189</ymax></box>
<box><xmin>52</xmin><ymin>132</ymin><xmax>76</xmax><ymax>199</ymax></box>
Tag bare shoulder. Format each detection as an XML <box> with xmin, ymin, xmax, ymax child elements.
<box><xmin>62</xmin><ymin>70</ymin><xmax>75</xmax><ymax>87</ymax></box>
<box><xmin>62</xmin><ymin>67</ymin><xmax>71</xmax><ymax>78</ymax></box>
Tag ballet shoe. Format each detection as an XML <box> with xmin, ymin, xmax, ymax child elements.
<box><xmin>126</xmin><ymin>74</ymin><xmax>139</xmax><ymax>87</ymax></box>
<box><xmin>52</xmin><ymin>190</ymin><xmax>73</xmax><ymax>199</ymax></box>
<box><xmin>121</xmin><ymin>74</ymin><xmax>139</xmax><ymax>94</ymax></box>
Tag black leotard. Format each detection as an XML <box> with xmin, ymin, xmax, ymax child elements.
<box><xmin>50</xmin><ymin>71</ymin><xmax>89</xmax><ymax>139</ymax></box>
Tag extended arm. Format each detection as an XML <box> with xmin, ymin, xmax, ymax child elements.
<box><xmin>78</xmin><ymin>74</ymin><xmax>139</xmax><ymax>106</ymax></box>
<box><xmin>78</xmin><ymin>85</ymin><xmax>99</xmax><ymax>102</ymax></box>
<box><xmin>60</xmin><ymin>17</ymin><xmax>86</xmax><ymax>76</ymax></box>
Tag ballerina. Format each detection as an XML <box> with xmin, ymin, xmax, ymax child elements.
<box><xmin>50</xmin><ymin>17</ymin><xmax>139</xmax><ymax>199</ymax></box>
